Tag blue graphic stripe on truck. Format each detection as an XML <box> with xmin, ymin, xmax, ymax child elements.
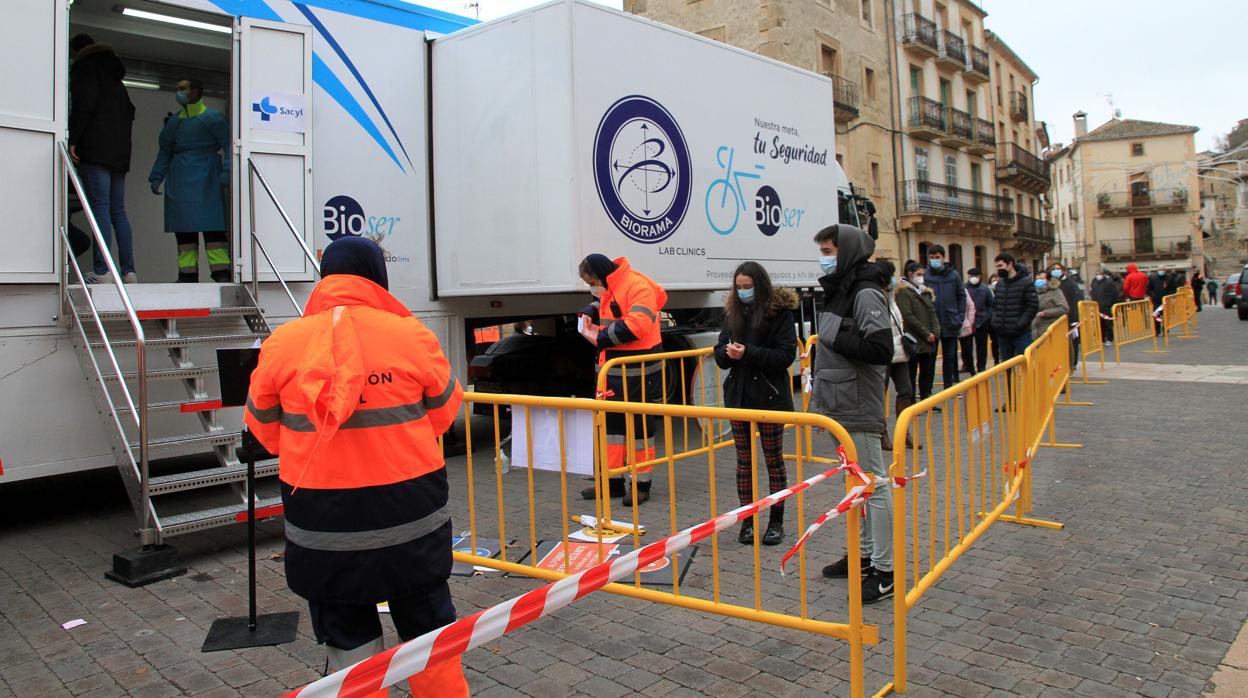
<box><xmin>294</xmin><ymin>3</ymin><xmax>415</xmax><ymax>171</ymax></box>
<box><xmin>311</xmin><ymin>53</ymin><xmax>405</xmax><ymax>171</ymax></box>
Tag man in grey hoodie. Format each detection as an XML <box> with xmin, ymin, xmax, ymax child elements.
<box><xmin>810</xmin><ymin>225</ymin><xmax>896</xmax><ymax>604</ymax></box>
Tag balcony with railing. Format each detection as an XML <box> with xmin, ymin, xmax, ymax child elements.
<box><xmin>968</xmin><ymin>117</ymin><xmax>995</xmax><ymax>155</ymax></box>
<box><xmin>829</xmin><ymin>74</ymin><xmax>859</xmax><ymax>122</ymax></box>
<box><xmin>940</xmin><ymin>107</ymin><xmax>974</xmax><ymax>148</ymax></box>
<box><xmin>1009</xmin><ymin>90</ymin><xmax>1028</xmax><ymax>122</ymax></box>
<box><xmin>901</xmin><ymin>13</ymin><xmax>939</xmax><ymax>57</ymax></box>
<box><xmin>995</xmin><ymin>143</ymin><xmax>1050</xmax><ymax>192</ymax></box>
<box><xmin>1013</xmin><ymin>213</ymin><xmax>1056</xmax><ymax>250</ymax></box>
<box><xmin>1100</xmin><ymin>236</ymin><xmax>1193</xmax><ymax>263</ymax></box>
<box><xmin>906</xmin><ymin>96</ymin><xmax>945</xmax><ymax>140</ymax></box>
<box><xmin>1095</xmin><ymin>188</ymin><xmax>1190</xmax><ymax>217</ymax></box>
<box><xmin>964</xmin><ymin>45</ymin><xmax>990</xmax><ymax>83</ymax></box>
<box><xmin>937</xmin><ymin>30</ymin><xmax>966</xmax><ymax>68</ymax></box>
<box><xmin>899</xmin><ymin>179</ymin><xmax>1014</xmax><ymax>231</ymax></box>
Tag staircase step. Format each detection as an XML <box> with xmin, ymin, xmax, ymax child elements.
<box><xmin>83</xmin><ymin>306</ymin><xmax>261</xmax><ymax>322</ymax></box>
<box><xmin>102</xmin><ymin>366</ymin><xmax>218</xmax><ymax>383</ymax></box>
<box><xmin>116</xmin><ymin>398</ymin><xmax>227</xmax><ymax>415</ymax></box>
<box><xmin>148</xmin><ymin>459</ymin><xmax>279</xmax><ymax>495</ymax></box>
<box><xmin>132</xmin><ymin>430</ymin><xmax>241</xmax><ymax>457</ymax></box>
<box><xmin>158</xmin><ymin>496</ymin><xmax>284</xmax><ymax>537</ymax></box>
<box><xmin>90</xmin><ymin>332</ymin><xmax>266</xmax><ymax>351</ymax></box>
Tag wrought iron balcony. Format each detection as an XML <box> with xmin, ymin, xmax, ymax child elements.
<box><xmin>995</xmin><ymin>143</ymin><xmax>1050</xmax><ymax>192</ymax></box>
<box><xmin>1009</xmin><ymin>90</ymin><xmax>1028</xmax><ymax>122</ymax></box>
<box><xmin>938</xmin><ymin>30</ymin><xmax>966</xmax><ymax>68</ymax></box>
<box><xmin>899</xmin><ymin>179</ymin><xmax>1014</xmax><ymax>226</ymax></box>
<box><xmin>965</xmin><ymin>45</ymin><xmax>990</xmax><ymax>83</ymax></box>
<box><xmin>1095</xmin><ymin>188</ymin><xmax>1190</xmax><ymax>216</ymax></box>
<box><xmin>906</xmin><ymin>96</ymin><xmax>945</xmax><ymax>140</ymax></box>
<box><xmin>1100</xmin><ymin>236</ymin><xmax>1193</xmax><ymax>263</ymax></box>
<box><xmin>901</xmin><ymin>13</ymin><xmax>939</xmax><ymax>56</ymax></box>
<box><xmin>968</xmin><ymin>117</ymin><xmax>995</xmax><ymax>155</ymax></box>
<box><xmin>829</xmin><ymin>74</ymin><xmax>860</xmax><ymax>122</ymax></box>
<box><xmin>941</xmin><ymin>106</ymin><xmax>973</xmax><ymax>147</ymax></box>
<box><xmin>1014</xmin><ymin>213</ymin><xmax>1055</xmax><ymax>249</ymax></box>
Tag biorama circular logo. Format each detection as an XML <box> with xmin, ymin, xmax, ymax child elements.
<box><xmin>593</xmin><ymin>96</ymin><xmax>692</xmax><ymax>244</ymax></box>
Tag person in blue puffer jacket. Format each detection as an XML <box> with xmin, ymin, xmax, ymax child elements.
<box><xmin>924</xmin><ymin>245</ymin><xmax>966</xmax><ymax>391</ymax></box>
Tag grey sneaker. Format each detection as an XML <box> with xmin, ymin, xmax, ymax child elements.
<box><xmin>122</xmin><ymin>272</ymin><xmax>138</xmax><ymax>284</ymax></box>
<box><xmin>84</xmin><ymin>272</ymin><xmax>111</xmax><ymax>285</ymax></box>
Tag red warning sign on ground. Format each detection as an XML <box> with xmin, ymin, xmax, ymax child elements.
<box><xmin>534</xmin><ymin>541</ymin><xmax>620</xmax><ymax>574</ymax></box>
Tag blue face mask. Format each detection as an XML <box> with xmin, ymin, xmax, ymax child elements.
<box><xmin>1035</xmin><ymin>279</ymin><xmax>1048</xmax><ymax>290</ymax></box>
<box><xmin>1050</xmin><ymin>269</ymin><xmax>1064</xmax><ymax>279</ymax></box>
<box><xmin>819</xmin><ymin>256</ymin><xmax>837</xmax><ymax>275</ymax></box>
<box><xmin>737</xmin><ymin>287</ymin><xmax>755</xmax><ymax>304</ymax></box>
<box><xmin>929</xmin><ymin>259</ymin><xmax>943</xmax><ymax>270</ymax></box>
<box><xmin>175</xmin><ymin>90</ymin><xmax>192</xmax><ymax>106</ymax></box>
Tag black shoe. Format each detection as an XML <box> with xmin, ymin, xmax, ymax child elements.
<box><xmin>210</xmin><ymin>270</ymin><xmax>232</xmax><ymax>283</ymax></box>
<box><xmin>862</xmin><ymin>568</ymin><xmax>894</xmax><ymax>604</ymax></box>
<box><xmin>738</xmin><ymin>520</ymin><xmax>755</xmax><ymax>545</ymax></box>
<box><xmin>762</xmin><ymin>521</ymin><xmax>784</xmax><ymax>546</ymax></box>
<box><xmin>821</xmin><ymin>554</ymin><xmax>873</xmax><ymax>579</ymax></box>
<box><xmin>622</xmin><ymin>480</ymin><xmax>650</xmax><ymax>506</ymax></box>
<box><xmin>581</xmin><ymin>478</ymin><xmax>625</xmax><ymax>500</ymax></box>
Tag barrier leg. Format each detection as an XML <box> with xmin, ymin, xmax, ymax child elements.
<box><xmin>1039</xmin><ymin>409</ymin><xmax>1082</xmax><ymax>450</ymax></box>
<box><xmin>997</xmin><ymin>459</ymin><xmax>1064</xmax><ymax>529</ymax></box>
<box><xmin>1055</xmin><ymin>378</ymin><xmax>1093</xmax><ymax>407</ymax></box>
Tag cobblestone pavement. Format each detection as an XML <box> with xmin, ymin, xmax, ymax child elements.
<box><xmin>2</xmin><ymin>309</ymin><xmax>1247</xmax><ymax>697</ymax></box>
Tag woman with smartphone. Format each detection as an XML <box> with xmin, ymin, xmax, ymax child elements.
<box><xmin>713</xmin><ymin>262</ymin><xmax>799</xmax><ymax>546</ymax></box>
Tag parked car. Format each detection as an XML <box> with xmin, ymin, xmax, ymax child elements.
<box><xmin>1237</xmin><ymin>267</ymin><xmax>1248</xmax><ymax>321</ymax></box>
<box><xmin>1223</xmin><ymin>272</ymin><xmax>1242</xmax><ymax>309</ymax></box>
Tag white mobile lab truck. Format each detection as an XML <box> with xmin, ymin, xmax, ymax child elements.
<box><xmin>1</xmin><ymin>0</ymin><xmax>863</xmax><ymax>570</ymax></box>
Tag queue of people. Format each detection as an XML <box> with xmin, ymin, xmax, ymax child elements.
<box><xmin>69</xmin><ymin>34</ymin><xmax>230</xmax><ymax>284</ymax></box>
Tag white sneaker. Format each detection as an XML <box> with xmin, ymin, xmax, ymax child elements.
<box><xmin>122</xmin><ymin>272</ymin><xmax>138</xmax><ymax>284</ymax></box>
<box><xmin>84</xmin><ymin>272</ymin><xmax>111</xmax><ymax>285</ymax></box>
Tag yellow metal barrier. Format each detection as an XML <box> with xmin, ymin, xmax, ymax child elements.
<box><xmin>1161</xmin><ymin>290</ymin><xmax>1199</xmax><ymax>346</ymax></box>
<box><xmin>1074</xmin><ymin>300</ymin><xmax>1108</xmax><ymax>385</ymax></box>
<box><xmin>1111</xmin><ymin>299</ymin><xmax>1158</xmax><ymax>362</ymax></box>
<box><xmin>876</xmin><ymin>319</ymin><xmax>1069</xmax><ymax>696</ymax></box>
<box><xmin>450</xmin><ymin>391</ymin><xmax>879</xmax><ymax>696</ymax></box>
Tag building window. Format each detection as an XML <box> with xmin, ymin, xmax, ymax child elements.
<box><xmin>697</xmin><ymin>26</ymin><xmax>726</xmax><ymax>42</ymax></box>
<box><xmin>970</xmin><ymin>163</ymin><xmax>981</xmax><ymax>192</ymax></box>
<box><xmin>944</xmin><ymin>155</ymin><xmax>958</xmax><ymax>189</ymax></box>
<box><xmin>870</xmin><ymin>161</ymin><xmax>881</xmax><ymax>192</ymax></box>
<box><xmin>820</xmin><ymin>44</ymin><xmax>839</xmax><ymax>75</ymax></box>
<box><xmin>836</xmin><ymin>153</ymin><xmax>844</xmax><ymax>167</ymax></box>
<box><xmin>861</xmin><ymin>0</ymin><xmax>873</xmax><ymax>26</ymax></box>
<box><xmin>1133</xmin><ymin>218</ymin><xmax>1154</xmax><ymax>253</ymax></box>
<box><xmin>864</xmin><ymin>67</ymin><xmax>877</xmax><ymax>102</ymax></box>
<box><xmin>909</xmin><ymin>65</ymin><xmax>922</xmax><ymax>97</ymax></box>
<box><xmin>949</xmin><ymin>243</ymin><xmax>964</xmax><ymax>272</ymax></box>
<box><xmin>974</xmin><ymin>245</ymin><xmax>987</xmax><ymax>273</ymax></box>
<box><xmin>915</xmin><ymin>147</ymin><xmax>929</xmax><ymax>181</ymax></box>
<box><xmin>1131</xmin><ymin>142</ymin><xmax>1145</xmax><ymax>157</ymax></box>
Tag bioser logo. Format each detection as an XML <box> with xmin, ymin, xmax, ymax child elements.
<box><xmin>593</xmin><ymin>96</ymin><xmax>692</xmax><ymax>244</ymax></box>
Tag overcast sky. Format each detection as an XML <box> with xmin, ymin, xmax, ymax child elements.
<box><xmin>419</xmin><ymin>0</ymin><xmax>1244</xmax><ymax>152</ymax></box>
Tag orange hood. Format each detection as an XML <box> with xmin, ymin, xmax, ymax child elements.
<box><xmin>296</xmin><ymin>275</ymin><xmax>413</xmax><ymax>440</ymax></box>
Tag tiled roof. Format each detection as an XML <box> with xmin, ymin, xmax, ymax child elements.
<box><xmin>1080</xmin><ymin>118</ymin><xmax>1199</xmax><ymax>142</ymax></box>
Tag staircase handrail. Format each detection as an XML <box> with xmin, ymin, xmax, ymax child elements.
<box><xmin>246</xmin><ymin>159</ymin><xmax>321</xmax><ymax>317</ymax></box>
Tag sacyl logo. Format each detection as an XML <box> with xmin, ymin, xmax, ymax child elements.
<box><xmin>593</xmin><ymin>96</ymin><xmax>692</xmax><ymax>244</ymax></box>
<box><xmin>252</xmin><ymin>96</ymin><xmax>278</xmax><ymax>122</ymax></box>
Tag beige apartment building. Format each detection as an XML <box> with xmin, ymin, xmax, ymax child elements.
<box><xmin>1198</xmin><ymin>118</ymin><xmax>1248</xmax><ymax>280</ymax></box>
<box><xmin>1047</xmin><ymin>113</ymin><xmax>1203</xmax><ymax>276</ymax></box>
<box><xmin>624</xmin><ymin>0</ymin><xmax>901</xmax><ymax>259</ymax></box>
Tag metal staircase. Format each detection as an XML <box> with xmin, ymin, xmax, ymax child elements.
<box><xmin>57</xmin><ymin>144</ymin><xmax>319</xmax><ymax>585</ymax></box>
<box><xmin>66</xmin><ymin>282</ymin><xmax>281</xmax><ymax>542</ymax></box>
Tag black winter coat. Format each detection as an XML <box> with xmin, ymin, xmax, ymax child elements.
<box><xmin>69</xmin><ymin>44</ymin><xmax>135</xmax><ymax>173</ymax></box>
<box><xmin>991</xmin><ymin>269</ymin><xmax>1040</xmax><ymax>338</ymax></box>
<box><xmin>1090</xmin><ymin>277</ymin><xmax>1121</xmax><ymax>315</ymax></box>
<box><xmin>714</xmin><ymin>287</ymin><xmax>799</xmax><ymax>411</ymax></box>
<box><xmin>1057</xmin><ymin>278</ymin><xmax>1083</xmax><ymax>326</ymax></box>
<box><xmin>925</xmin><ymin>264</ymin><xmax>967</xmax><ymax>337</ymax></box>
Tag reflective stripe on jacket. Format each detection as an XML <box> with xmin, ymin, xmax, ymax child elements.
<box><xmin>594</xmin><ymin>256</ymin><xmax>668</xmax><ymax>366</ymax></box>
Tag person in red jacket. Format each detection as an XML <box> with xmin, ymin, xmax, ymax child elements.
<box><xmin>245</xmin><ymin>237</ymin><xmax>467</xmax><ymax>697</ymax></box>
<box><xmin>1122</xmin><ymin>262</ymin><xmax>1148</xmax><ymax>301</ymax></box>
<box><xmin>577</xmin><ymin>253</ymin><xmax>667</xmax><ymax>505</ymax></box>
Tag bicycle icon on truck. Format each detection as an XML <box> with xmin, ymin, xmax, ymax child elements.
<box><xmin>704</xmin><ymin>146</ymin><xmax>766</xmax><ymax>235</ymax></box>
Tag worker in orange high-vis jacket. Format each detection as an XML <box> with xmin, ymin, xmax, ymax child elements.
<box><xmin>244</xmin><ymin>237</ymin><xmax>467</xmax><ymax>697</ymax></box>
<box><xmin>577</xmin><ymin>253</ymin><xmax>667</xmax><ymax>505</ymax></box>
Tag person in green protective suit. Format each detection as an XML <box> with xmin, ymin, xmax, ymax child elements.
<box><xmin>148</xmin><ymin>78</ymin><xmax>231</xmax><ymax>282</ymax></box>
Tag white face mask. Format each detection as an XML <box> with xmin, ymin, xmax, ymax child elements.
<box><xmin>968</xmin><ymin>276</ymin><xmax>980</xmax><ymax>285</ymax></box>
<box><xmin>589</xmin><ymin>285</ymin><xmax>605</xmax><ymax>298</ymax></box>
<box><xmin>912</xmin><ymin>275</ymin><xmax>925</xmax><ymax>287</ymax></box>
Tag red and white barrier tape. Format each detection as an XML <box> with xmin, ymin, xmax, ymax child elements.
<box><xmin>282</xmin><ymin>461</ymin><xmax>851</xmax><ymax>698</ymax></box>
